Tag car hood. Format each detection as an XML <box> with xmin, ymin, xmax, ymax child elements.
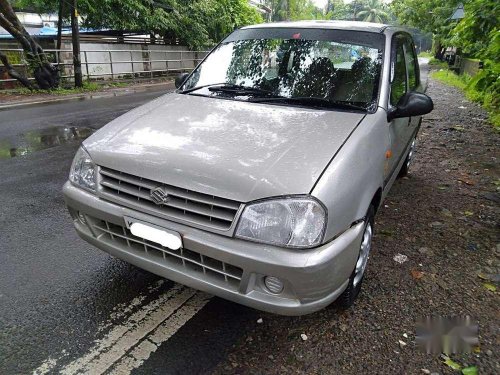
<box><xmin>84</xmin><ymin>93</ymin><xmax>365</xmax><ymax>203</ymax></box>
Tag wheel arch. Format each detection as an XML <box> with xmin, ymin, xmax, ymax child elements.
<box><xmin>370</xmin><ymin>187</ymin><xmax>383</xmax><ymax>215</ymax></box>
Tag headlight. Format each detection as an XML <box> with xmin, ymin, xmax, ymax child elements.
<box><xmin>69</xmin><ymin>146</ymin><xmax>96</xmax><ymax>192</ymax></box>
<box><xmin>235</xmin><ymin>196</ymin><xmax>326</xmax><ymax>248</ymax></box>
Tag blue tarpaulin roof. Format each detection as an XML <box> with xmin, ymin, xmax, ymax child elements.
<box><xmin>36</xmin><ymin>25</ymin><xmax>69</xmax><ymax>35</ymax></box>
<box><xmin>0</xmin><ymin>26</ymin><xmax>102</xmax><ymax>38</ymax></box>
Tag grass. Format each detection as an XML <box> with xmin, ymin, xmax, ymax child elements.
<box><xmin>428</xmin><ymin>58</ymin><xmax>449</xmax><ymax>69</ymax></box>
<box><xmin>1</xmin><ymin>80</ymin><xmax>133</xmax><ymax>97</ymax></box>
<box><xmin>418</xmin><ymin>51</ymin><xmax>433</xmax><ymax>58</ymax></box>
<box><xmin>431</xmin><ymin>69</ymin><xmax>469</xmax><ymax>90</ymax></box>
<box><xmin>431</xmin><ymin>69</ymin><xmax>500</xmax><ymax>129</ymax></box>
<box><xmin>52</xmin><ymin>81</ymin><xmax>102</xmax><ymax>95</ymax></box>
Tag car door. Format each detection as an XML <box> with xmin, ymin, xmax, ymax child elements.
<box><xmin>403</xmin><ymin>35</ymin><xmax>422</xmax><ymax>131</ymax></box>
<box><xmin>387</xmin><ymin>33</ymin><xmax>410</xmax><ymax>180</ymax></box>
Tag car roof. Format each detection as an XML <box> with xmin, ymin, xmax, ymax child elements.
<box><xmin>241</xmin><ymin>20</ymin><xmax>404</xmax><ymax>34</ymax></box>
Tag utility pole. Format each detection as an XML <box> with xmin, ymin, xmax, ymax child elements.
<box><xmin>71</xmin><ymin>0</ymin><xmax>83</xmax><ymax>87</ymax></box>
<box><xmin>56</xmin><ymin>0</ymin><xmax>65</xmax><ymax>68</ymax></box>
<box><xmin>56</xmin><ymin>0</ymin><xmax>64</xmax><ymax>51</ymax></box>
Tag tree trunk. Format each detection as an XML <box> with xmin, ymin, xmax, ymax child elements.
<box><xmin>0</xmin><ymin>51</ymin><xmax>33</xmax><ymax>89</ymax></box>
<box><xmin>70</xmin><ymin>0</ymin><xmax>83</xmax><ymax>88</ymax></box>
<box><xmin>433</xmin><ymin>38</ymin><xmax>444</xmax><ymax>60</ymax></box>
<box><xmin>0</xmin><ymin>0</ymin><xmax>59</xmax><ymax>89</ymax></box>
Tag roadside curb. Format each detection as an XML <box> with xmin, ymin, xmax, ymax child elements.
<box><xmin>0</xmin><ymin>81</ymin><xmax>175</xmax><ymax>111</ymax></box>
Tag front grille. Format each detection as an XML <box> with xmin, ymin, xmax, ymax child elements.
<box><xmin>98</xmin><ymin>167</ymin><xmax>241</xmax><ymax>231</ymax></box>
<box><xmin>90</xmin><ymin>219</ymin><xmax>243</xmax><ymax>290</ymax></box>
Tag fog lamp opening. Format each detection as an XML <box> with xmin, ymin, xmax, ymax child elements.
<box><xmin>77</xmin><ymin>211</ymin><xmax>87</xmax><ymax>225</ymax></box>
<box><xmin>264</xmin><ymin>276</ymin><xmax>284</xmax><ymax>294</ymax></box>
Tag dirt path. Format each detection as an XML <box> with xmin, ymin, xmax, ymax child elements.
<box><xmin>213</xmin><ymin>77</ymin><xmax>500</xmax><ymax>374</ymax></box>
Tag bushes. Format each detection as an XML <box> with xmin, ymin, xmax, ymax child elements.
<box><xmin>428</xmin><ymin>58</ymin><xmax>449</xmax><ymax>69</ymax></box>
<box><xmin>418</xmin><ymin>51</ymin><xmax>433</xmax><ymax>58</ymax></box>
<box><xmin>431</xmin><ymin>69</ymin><xmax>469</xmax><ymax>89</ymax></box>
<box><xmin>392</xmin><ymin>0</ymin><xmax>499</xmax><ymax>128</ymax></box>
<box><xmin>467</xmin><ymin>61</ymin><xmax>500</xmax><ymax>128</ymax></box>
<box><xmin>448</xmin><ymin>0</ymin><xmax>499</xmax><ymax>128</ymax></box>
<box><xmin>431</xmin><ymin>62</ymin><xmax>500</xmax><ymax>129</ymax></box>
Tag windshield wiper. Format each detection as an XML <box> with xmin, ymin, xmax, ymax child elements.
<box><xmin>181</xmin><ymin>85</ymin><xmax>368</xmax><ymax>111</ymax></box>
<box><xmin>249</xmin><ymin>96</ymin><xmax>367</xmax><ymax>111</ymax></box>
<box><xmin>180</xmin><ymin>83</ymin><xmax>273</xmax><ymax>96</ymax></box>
<box><xmin>179</xmin><ymin>82</ymin><xmax>228</xmax><ymax>94</ymax></box>
<box><xmin>208</xmin><ymin>84</ymin><xmax>274</xmax><ymax>97</ymax></box>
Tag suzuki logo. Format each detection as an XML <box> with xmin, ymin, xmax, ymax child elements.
<box><xmin>150</xmin><ymin>187</ymin><xmax>170</xmax><ymax>205</ymax></box>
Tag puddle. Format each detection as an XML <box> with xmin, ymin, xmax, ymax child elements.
<box><xmin>0</xmin><ymin>126</ymin><xmax>95</xmax><ymax>159</ymax></box>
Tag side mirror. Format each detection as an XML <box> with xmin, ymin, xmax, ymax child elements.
<box><xmin>388</xmin><ymin>92</ymin><xmax>434</xmax><ymax>122</ymax></box>
<box><xmin>175</xmin><ymin>73</ymin><xmax>189</xmax><ymax>89</ymax></box>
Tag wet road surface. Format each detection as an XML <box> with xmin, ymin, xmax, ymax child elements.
<box><xmin>0</xmin><ymin>89</ymin><xmax>258</xmax><ymax>374</ymax></box>
<box><xmin>0</xmin><ymin>60</ymin><xmax>433</xmax><ymax>374</ymax></box>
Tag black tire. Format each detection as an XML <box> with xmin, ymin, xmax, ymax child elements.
<box><xmin>336</xmin><ymin>205</ymin><xmax>375</xmax><ymax>309</ymax></box>
<box><xmin>398</xmin><ymin>153</ymin><xmax>411</xmax><ymax>178</ymax></box>
<box><xmin>398</xmin><ymin>137</ymin><xmax>416</xmax><ymax>178</ymax></box>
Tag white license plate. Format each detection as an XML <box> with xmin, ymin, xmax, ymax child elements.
<box><xmin>124</xmin><ymin>217</ymin><xmax>182</xmax><ymax>250</ymax></box>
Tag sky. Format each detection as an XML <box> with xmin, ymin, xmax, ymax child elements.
<box><xmin>311</xmin><ymin>0</ymin><xmax>329</xmax><ymax>7</ymax></box>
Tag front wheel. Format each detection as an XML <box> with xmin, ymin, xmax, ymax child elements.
<box><xmin>398</xmin><ymin>138</ymin><xmax>416</xmax><ymax>178</ymax></box>
<box><xmin>336</xmin><ymin>205</ymin><xmax>375</xmax><ymax>309</ymax></box>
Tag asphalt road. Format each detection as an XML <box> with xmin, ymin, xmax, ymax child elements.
<box><xmin>0</xmin><ymin>60</ymin><xmax>432</xmax><ymax>374</ymax></box>
<box><xmin>0</xmin><ymin>89</ymin><xmax>259</xmax><ymax>375</ymax></box>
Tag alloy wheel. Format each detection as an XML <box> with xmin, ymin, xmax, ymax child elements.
<box><xmin>406</xmin><ymin>139</ymin><xmax>416</xmax><ymax>168</ymax></box>
<box><xmin>353</xmin><ymin>222</ymin><xmax>373</xmax><ymax>287</ymax></box>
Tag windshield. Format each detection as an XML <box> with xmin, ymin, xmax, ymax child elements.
<box><xmin>181</xmin><ymin>28</ymin><xmax>385</xmax><ymax>111</ymax></box>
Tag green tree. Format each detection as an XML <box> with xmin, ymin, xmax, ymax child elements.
<box><xmin>0</xmin><ymin>0</ymin><xmax>59</xmax><ymax>89</ymax></box>
<box><xmin>393</xmin><ymin>0</ymin><xmax>499</xmax><ymax>125</ymax></box>
<box><xmin>264</xmin><ymin>0</ymin><xmax>324</xmax><ymax>22</ymax></box>
<box><xmin>452</xmin><ymin>0</ymin><xmax>499</xmax><ymax>59</ymax></box>
<box><xmin>3</xmin><ymin>0</ymin><xmax>262</xmax><ymax>88</ymax></box>
<box><xmin>325</xmin><ymin>0</ymin><xmax>351</xmax><ymax>20</ymax></box>
<box><xmin>452</xmin><ymin>0</ymin><xmax>499</xmax><ymax>115</ymax></box>
<box><xmin>12</xmin><ymin>0</ymin><xmax>58</xmax><ymax>13</ymax></box>
<box><xmin>355</xmin><ymin>0</ymin><xmax>389</xmax><ymax>23</ymax></box>
<box><xmin>391</xmin><ymin>0</ymin><xmax>460</xmax><ymax>57</ymax></box>
<box><xmin>15</xmin><ymin>0</ymin><xmax>263</xmax><ymax>49</ymax></box>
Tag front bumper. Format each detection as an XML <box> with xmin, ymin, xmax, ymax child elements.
<box><xmin>63</xmin><ymin>182</ymin><xmax>364</xmax><ymax>316</ymax></box>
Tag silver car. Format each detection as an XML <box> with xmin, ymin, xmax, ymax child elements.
<box><xmin>64</xmin><ymin>21</ymin><xmax>433</xmax><ymax>315</ymax></box>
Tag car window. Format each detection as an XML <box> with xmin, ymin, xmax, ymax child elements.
<box><xmin>390</xmin><ymin>42</ymin><xmax>407</xmax><ymax>106</ymax></box>
<box><xmin>404</xmin><ymin>38</ymin><xmax>419</xmax><ymax>90</ymax></box>
<box><xmin>182</xmin><ymin>29</ymin><xmax>385</xmax><ymax>111</ymax></box>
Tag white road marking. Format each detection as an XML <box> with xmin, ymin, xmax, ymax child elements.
<box><xmin>32</xmin><ymin>280</ymin><xmax>164</xmax><ymax>375</ymax></box>
<box><xmin>102</xmin><ymin>280</ymin><xmax>166</xmax><ymax>333</ymax></box>
<box><xmin>108</xmin><ymin>293</ymin><xmax>210</xmax><ymax>374</ymax></box>
<box><xmin>32</xmin><ymin>358</ymin><xmax>57</xmax><ymax>375</ymax></box>
<box><xmin>32</xmin><ymin>283</ymin><xmax>211</xmax><ymax>375</ymax></box>
<box><xmin>33</xmin><ymin>350</ymin><xmax>69</xmax><ymax>375</ymax></box>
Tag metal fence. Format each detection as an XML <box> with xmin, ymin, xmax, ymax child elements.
<box><xmin>0</xmin><ymin>48</ymin><xmax>208</xmax><ymax>85</ymax></box>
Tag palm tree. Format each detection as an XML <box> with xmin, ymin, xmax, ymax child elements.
<box><xmin>265</xmin><ymin>0</ymin><xmax>290</xmax><ymax>21</ymax></box>
<box><xmin>355</xmin><ymin>0</ymin><xmax>389</xmax><ymax>23</ymax></box>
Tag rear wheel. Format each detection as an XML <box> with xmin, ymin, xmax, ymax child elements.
<box><xmin>337</xmin><ymin>205</ymin><xmax>375</xmax><ymax>309</ymax></box>
<box><xmin>398</xmin><ymin>138</ymin><xmax>416</xmax><ymax>178</ymax></box>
